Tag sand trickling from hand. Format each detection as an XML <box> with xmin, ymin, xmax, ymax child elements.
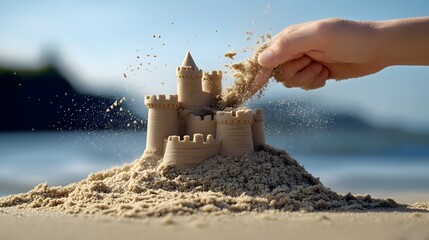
<box><xmin>0</xmin><ymin>145</ymin><xmax>400</xmax><ymax>217</ymax></box>
<box><xmin>218</xmin><ymin>33</ymin><xmax>306</xmax><ymax>109</ymax></box>
<box><xmin>219</xmin><ymin>35</ymin><xmax>273</xmax><ymax>109</ymax></box>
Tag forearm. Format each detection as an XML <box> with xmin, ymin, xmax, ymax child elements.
<box><xmin>376</xmin><ymin>17</ymin><xmax>429</xmax><ymax>67</ymax></box>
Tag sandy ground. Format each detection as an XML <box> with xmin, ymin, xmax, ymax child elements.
<box><xmin>1</xmin><ymin>207</ymin><xmax>429</xmax><ymax>240</ymax></box>
<box><xmin>338</xmin><ymin>191</ymin><xmax>429</xmax><ymax>205</ymax></box>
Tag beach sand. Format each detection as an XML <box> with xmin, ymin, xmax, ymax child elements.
<box><xmin>1</xmin><ymin>207</ymin><xmax>429</xmax><ymax>240</ymax></box>
<box><xmin>1</xmin><ymin>145</ymin><xmax>428</xmax><ymax>239</ymax></box>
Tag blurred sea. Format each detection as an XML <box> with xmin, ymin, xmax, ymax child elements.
<box><xmin>1</xmin><ymin>130</ymin><xmax>428</xmax><ymax>203</ymax></box>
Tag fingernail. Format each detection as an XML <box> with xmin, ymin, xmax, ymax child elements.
<box><xmin>258</xmin><ymin>49</ymin><xmax>275</xmax><ymax>67</ymax></box>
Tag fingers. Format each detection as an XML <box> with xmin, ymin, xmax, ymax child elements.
<box><xmin>276</xmin><ymin>56</ymin><xmax>312</xmax><ymax>80</ymax></box>
<box><xmin>285</xmin><ymin>62</ymin><xmax>323</xmax><ymax>87</ymax></box>
<box><xmin>258</xmin><ymin>22</ymin><xmax>327</xmax><ymax>69</ymax></box>
<box><xmin>276</xmin><ymin>59</ymin><xmax>330</xmax><ymax>90</ymax></box>
<box><xmin>302</xmin><ymin>67</ymin><xmax>330</xmax><ymax>90</ymax></box>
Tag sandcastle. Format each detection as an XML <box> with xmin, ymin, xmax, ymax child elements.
<box><xmin>144</xmin><ymin>52</ymin><xmax>266</xmax><ymax>169</ymax></box>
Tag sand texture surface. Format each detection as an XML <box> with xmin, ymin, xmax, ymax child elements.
<box><xmin>0</xmin><ymin>145</ymin><xmax>404</xmax><ymax>217</ymax></box>
<box><xmin>1</xmin><ymin>145</ymin><xmax>428</xmax><ymax>239</ymax></box>
<box><xmin>1</xmin><ymin>207</ymin><xmax>429</xmax><ymax>240</ymax></box>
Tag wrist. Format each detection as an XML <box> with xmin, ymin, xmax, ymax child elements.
<box><xmin>374</xmin><ymin>17</ymin><xmax>429</xmax><ymax>67</ymax></box>
<box><xmin>373</xmin><ymin>20</ymin><xmax>396</xmax><ymax>68</ymax></box>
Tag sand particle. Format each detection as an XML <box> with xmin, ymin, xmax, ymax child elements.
<box><xmin>224</xmin><ymin>51</ymin><xmax>237</xmax><ymax>60</ymax></box>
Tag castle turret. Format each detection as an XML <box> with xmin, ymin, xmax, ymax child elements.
<box><xmin>163</xmin><ymin>134</ymin><xmax>221</xmax><ymax>169</ymax></box>
<box><xmin>251</xmin><ymin>109</ymin><xmax>265</xmax><ymax>148</ymax></box>
<box><xmin>186</xmin><ymin>114</ymin><xmax>216</xmax><ymax>139</ymax></box>
<box><xmin>216</xmin><ymin>109</ymin><xmax>254</xmax><ymax>156</ymax></box>
<box><xmin>144</xmin><ymin>95</ymin><xmax>179</xmax><ymax>155</ymax></box>
<box><xmin>202</xmin><ymin>70</ymin><xmax>222</xmax><ymax>105</ymax></box>
<box><xmin>176</xmin><ymin>52</ymin><xmax>210</xmax><ymax>111</ymax></box>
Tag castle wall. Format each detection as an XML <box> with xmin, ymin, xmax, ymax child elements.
<box><xmin>163</xmin><ymin>134</ymin><xmax>221</xmax><ymax>169</ymax></box>
<box><xmin>144</xmin><ymin>95</ymin><xmax>179</xmax><ymax>155</ymax></box>
<box><xmin>186</xmin><ymin>114</ymin><xmax>216</xmax><ymax>139</ymax></box>
<box><xmin>251</xmin><ymin>109</ymin><xmax>265</xmax><ymax>148</ymax></box>
<box><xmin>178</xmin><ymin>109</ymin><xmax>187</xmax><ymax>137</ymax></box>
<box><xmin>216</xmin><ymin>110</ymin><xmax>254</xmax><ymax>156</ymax></box>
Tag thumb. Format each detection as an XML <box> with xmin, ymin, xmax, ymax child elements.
<box><xmin>258</xmin><ymin>23</ymin><xmax>324</xmax><ymax>68</ymax></box>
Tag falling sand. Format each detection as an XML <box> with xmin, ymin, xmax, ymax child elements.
<box><xmin>224</xmin><ymin>51</ymin><xmax>237</xmax><ymax>60</ymax></box>
<box><xmin>219</xmin><ymin>36</ymin><xmax>273</xmax><ymax>109</ymax></box>
<box><xmin>217</xmin><ymin>33</ymin><xmax>303</xmax><ymax>109</ymax></box>
<box><xmin>219</xmin><ymin>51</ymin><xmax>266</xmax><ymax>108</ymax></box>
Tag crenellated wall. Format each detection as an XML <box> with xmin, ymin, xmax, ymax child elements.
<box><xmin>176</xmin><ymin>66</ymin><xmax>203</xmax><ymax>79</ymax></box>
<box><xmin>144</xmin><ymin>94</ymin><xmax>179</xmax><ymax>155</ymax></box>
<box><xmin>215</xmin><ymin>109</ymin><xmax>254</xmax><ymax>156</ymax></box>
<box><xmin>186</xmin><ymin>114</ymin><xmax>216</xmax><ymax>139</ymax></box>
<box><xmin>163</xmin><ymin>134</ymin><xmax>221</xmax><ymax>169</ymax></box>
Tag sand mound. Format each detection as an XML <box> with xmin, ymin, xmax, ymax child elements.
<box><xmin>0</xmin><ymin>145</ymin><xmax>399</xmax><ymax>217</ymax></box>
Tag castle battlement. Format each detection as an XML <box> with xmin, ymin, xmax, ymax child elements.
<box><xmin>216</xmin><ymin>109</ymin><xmax>253</xmax><ymax>124</ymax></box>
<box><xmin>186</xmin><ymin>114</ymin><xmax>217</xmax><ymax>139</ymax></box>
<box><xmin>176</xmin><ymin>67</ymin><xmax>203</xmax><ymax>79</ymax></box>
<box><xmin>176</xmin><ymin>66</ymin><xmax>199</xmax><ymax>71</ymax></box>
<box><xmin>202</xmin><ymin>70</ymin><xmax>222</xmax><ymax>80</ymax></box>
<box><xmin>253</xmin><ymin>108</ymin><xmax>264</xmax><ymax>123</ymax></box>
<box><xmin>167</xmin><ymin>134</ymin><xmax>218</xmax><ymax>144</ymax></box>
<box><xmin>188</xmin><ymin>114</ymin><xmax>215</xmax><ymax>122</ymax></box>
<box><xmin>144</xmin><ymin>94</ymin><xmax>179</xmax><ymax>108</ymax></box>
<box><xmin>163</xmin><ymin>133</ymin><xmax>221</xmax><ymax>169</ymax></box>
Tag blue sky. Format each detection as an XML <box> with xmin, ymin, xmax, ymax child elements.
<box><xmin>1</xmin><ymin>0</ymin><xmax>429</xmax><ymax>131</ymax></box>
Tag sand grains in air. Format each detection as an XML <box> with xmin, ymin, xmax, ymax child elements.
<box><xmin>219</xmin><ymin>35</ymin><xmax>272</xmax><ymax>108</ymax></box>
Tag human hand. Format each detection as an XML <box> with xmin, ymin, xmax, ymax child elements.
<box><xmin>258</xmin><ymin>18</ymin><xmax>387</xmax><ymax>90</ymax></box>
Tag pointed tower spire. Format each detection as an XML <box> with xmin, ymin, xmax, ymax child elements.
<box><xmin>181</xmin><ymin>52</ymin><xmax>198</xmax><ymax>69</ymax></box>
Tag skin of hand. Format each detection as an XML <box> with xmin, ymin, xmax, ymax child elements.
<box><xmin>257</xmin><ymin>17</ymin><xmax>429</xmax><ymax>90</ymax></box>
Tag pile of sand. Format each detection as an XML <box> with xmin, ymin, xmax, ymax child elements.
<box><xmin>0</xmin><ymin>145</ymin><xmax>399</xmax><ymax>217</ymax></box>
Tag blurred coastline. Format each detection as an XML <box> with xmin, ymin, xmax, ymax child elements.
<box><xmin>0</xmin><ymin>62</ymin><xmax>145</xmax><ymax>132</ymax></box>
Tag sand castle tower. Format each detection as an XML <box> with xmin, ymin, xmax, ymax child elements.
<box><xmin>145</xmin><ymin>95</ymin><xmax>180</xmax><ymax>155</ymax></box>
<box><xmin>176</xmin><ymin>52</ymin><xmax>208</xmax><ymax>111</ymax></box>
<box><xmin>202</xmin><ymin>70</ymin><xmax>222</xmax><ymax>103</ymax></box>
<box><xmin>251</xmin><ymin>109</ymin><xmax>265</xmax><ymax>148</ymax></box>
<box><xmin>216</xmin><ymin>109</ymin><xmax>254</xmax><ymax>156</ymax></box>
